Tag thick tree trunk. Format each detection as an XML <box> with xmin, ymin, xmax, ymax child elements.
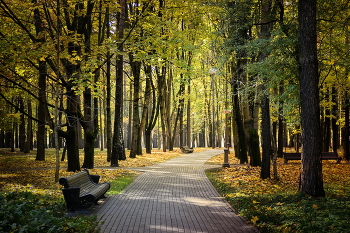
<box><xmin>232</xmin><ymin>77</ymin><xmax>248</xmax><ymax>164</ymax></box>
<box><xmin>260</xmin><ymin>0</ymin><xmax>274</xmax><ymax>178</ymax></box>
<box><xmin>129</xmin><ymin>57</ymin><xmax>142</xmax><ymax>158</ymax></box>
<box><xmin>298</xmin><ymin>0</ymin><xmax>325</xmax><ymax>197</ymax></box>
<box><xmin>82</xmin><ymin>87</ymin><xmax>95</xmax><ymax>169</ymax></box>
<box><xmin>65</xmin><ymin>91</ymin><xmax>81</xmax><ymax>172</ymax></box>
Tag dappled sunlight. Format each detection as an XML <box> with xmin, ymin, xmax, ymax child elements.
<box><xmin>183</xmin><ymin>197</ymin><xmax>226</xmax><ymax>207</ymax></box>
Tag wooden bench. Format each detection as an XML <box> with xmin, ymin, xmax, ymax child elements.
<box><xmin>320</xmin><ymin>152</ymin><xmax>342</xmax><ymax>163</ymax></box>
<box><xmin>59</xmin><ymin>169</ymin><xmax>110</xmax><ymax>212</ymax></box>
<box><xmin>181</xmin><ymin>146</ymin><xmax>194</xmax><ymax>153</ymax></box>
<box><xmin>283</xmin><ymin>152</ymin><xmax>301</xmax><ymax>163</ymax></box>
<box><xmin>283</xmin><ymin>152</ymin><xmax>342</xmax><ymax>163</ymax></box>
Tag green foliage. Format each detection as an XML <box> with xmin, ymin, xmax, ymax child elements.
<box><xmin>0</xmin><ymin>191</ymin><xmax>98</xmax><ymax>233</ymax></box>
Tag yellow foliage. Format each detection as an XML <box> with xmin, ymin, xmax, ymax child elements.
<box><xmin>251</xmin><ymin>216</ymin><xmax>259</xmax><ymax>224</ymax></box>
<box><xmin>0</xmin><ymin>148</ymin><xmax>195</xmax><ymax>194</ymax></box>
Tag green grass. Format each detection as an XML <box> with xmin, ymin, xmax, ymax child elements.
<box><xmin>106</xmin><ymin>173</ymin><xmax>137</xmax><ymax>195</ymax></box>
<box><xmin>206</xmin><ymin>170</ymin><xmax>350</xmax><ymax>233</ymax></box>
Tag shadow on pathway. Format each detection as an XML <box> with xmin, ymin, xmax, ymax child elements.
<box><xmin>94</xmin><ymin>149</ymin><xmax>259</xmax><ymax>233</ymax></box>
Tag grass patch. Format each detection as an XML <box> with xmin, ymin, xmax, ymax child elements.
<box><xmin>206</xmin><ymin>164</ymin><xmax>350</xmax><ymax>233</ymax></box>
<box><xmin>106</xmin><ymin>173</ymin><xmax>138</xmax><ymax>195</ymax></box>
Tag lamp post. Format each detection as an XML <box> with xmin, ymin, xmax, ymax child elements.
<box><xmin>209</xmin><ymin>68</ymin><xmax>217</xmax><ymax>149</ymax></box>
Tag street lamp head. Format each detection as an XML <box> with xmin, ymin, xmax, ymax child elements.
<box><xmin>209</xmin><ymin>67</ymin><xmax>217</xmax><ymax>76</ymax></box>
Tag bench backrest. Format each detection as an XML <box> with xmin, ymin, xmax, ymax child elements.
<box><xmin>321</xmin><ymin>152</ymin><xmax>338</xmax><ymax>158</ymax></box>
<box><xmin>283</xmin><ymin>153</ymin><xmax>301</xmax><ymax>158</ymax></box>
<box><xmin>59</xmin><ymin>169</ymin><xmax>93</xmax><ymax>188</ymax></box>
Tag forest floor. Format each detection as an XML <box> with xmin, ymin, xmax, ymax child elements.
<box><xmin>1</xmin><ymin>148</ymin><xmax>350</xmax><ymax>232</ymax></box>
<box><xmin>207</xmin><ymin>149</ymin><xmax>350</xmax><ymax>232</ymax></box>
<box><xmin>0</xmin><ymin>147</ymin><xmax>207</xmax><ymax>194</ymax></box>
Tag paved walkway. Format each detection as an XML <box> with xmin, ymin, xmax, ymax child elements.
<box><xmin>94</xmin><ymin>149</ymin><xmax>258</xmax><ymax>233</ymax></box>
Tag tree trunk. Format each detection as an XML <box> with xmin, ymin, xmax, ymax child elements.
<box><xmin>24</xmin><ymin>100</ymin><xmax>33</xmax><ymax>153</ymax></box>
<box><xmin>344</xmin><ymin>95</ymin><xmax>350</xmax><ymax>160</ymax></box>
<box><xmin>298</xmin><ymin>0</ymin><xmax>325</xmax><ymax>197</ymax></box>
<box><xmin>187</xmin><ymin>84</ymin><xmax>191</xmax><ymax>147</ymax></box>
<box><xmin>82</xmin><ymin>87</ymin><xmax>95</xmax><ymax>169</ymax></box>
<box><xmin>111</xmin><ymin>0</ymin><xmax>126</xmax><ymax>165</ymax></box>
<box><xmin>129</xmin><ymin>56</ymin><xmax>142</xmax><ymax>158</ymax></box>
<box><xmin>106</xmin><ymin>6</ymin><xmax>112</xmax><ymax>161</ymax></box>
<box><xmin>35</xmin><ymin>60</ymin><xmax>47</xmax><ymax>161</ymax></box>
<box><xmin>19</xmin><ymin>98</ymin><xmax>26</xmax><ymax>152</ymax></box>
<box><xmin>259</xmin><ymin>0</ymin><xmax>274</xmax><ymax>178</ymax></box>
<box><xmin>322</xmin><ymin>88</ymin><xmax>331</xmax><ymax>152</ymax></box>
<box><xmin>331</xmin><ymin>87</ymin><xmax>338</xmax><ymax>153</ymax></box>
<box><xmin>260</xmin><ymin>94</ymin><xmax>271</xmax><ymax>179</ymax></box>
<box><xmin>232</xmin><ymin>75</ymin><xmax>248</xmax><ymax>164</ymax></box>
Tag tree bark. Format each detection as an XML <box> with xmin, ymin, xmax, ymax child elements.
<box><xmin>19</xmin><ymin>98</ymin><xmax>26</xmax><ymax>152</ymax></box>
<box><xmin>111</xmin><ymin>0</ymin><xmax>126</xmax><ymax>166</ymax></box>
<box><xmin>35</xmin><ymin>60</ymin><xmax>47</xmax><ymax>161</ymax></box>
<box><xmin>259</xmin><ymin>0</ymin><xmax>274</xmax><ymax>178</ymax></box>
<box><xmin>24</xmin><ymin>100</ymin><xmax>33</xmax><ymax>153</ymax></box>
<box><xmin>298</xmin><ymin>0</ymin><xmax>325</xmax><ymax>197</ymax></box>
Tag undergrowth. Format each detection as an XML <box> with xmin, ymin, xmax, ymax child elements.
<box><xmin>0</xmin><ymin>191</ymin><xmax>98</xmax><ymax>233</ymax></box>
<box><xmin>206</xmin><ymin>164</ymin><xmax>350</xmax><ymax>233</ymax></box>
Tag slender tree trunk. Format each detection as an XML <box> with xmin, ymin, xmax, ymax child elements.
<box><xmin>322</xmin><ymin>88</ymin><xmax>331</xmax><ymax>152</ymax></box>
<box><xmin>106</xmin><ymin>6</ymin><xmax>112</xmax><ymax>161</ymax></box>
<box><xmin>331</xmin><ymin>87</ymin><xmax>338</xmax><ymax>152</ymax></box>
<box><xmin>19</xmin><ymin>98</ymin><xmax>26</xmax><ymax>152</ymax></box>
<box><xmin>261</xmin><ymin>94</ymin><xmax>271</xmax><ymax>179</ymax></box>
<box><xmin>36</xmin><ymin>60</ymin><xmax>47</xmax><ymax>161</ymax></box>
<box><xmin>344</xmin><ymin>95</ymin><xmax>350</xmax><ymax>160</ymax></box>
<box><xmin>277</xmin><ymin>85</ymin><xmax>284</xmax><ymax>157</ymax></box>
<box><xmin>187</xmin><ymin>84</ymin><xmax>191</xmax><ymax>147</ymax></box>
<box><xmin>298</xmin><ymin>0</ymin><xmax>325</xmax><ymax>197</ymax></box>
<box><xmin>24</xmin><ymin>100</ymin><xmax>33</xmax><ymax>153</ymax></box>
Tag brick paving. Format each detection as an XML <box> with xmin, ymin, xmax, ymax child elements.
<box><xmin>94</xmin><ymin>149</ymin><xmax>259</xmax><ymax>233</ymax></box>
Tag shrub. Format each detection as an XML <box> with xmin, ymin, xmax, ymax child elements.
<box><xmin>0</xmin><ymin>191</ymin><xmax>98</xmax><ymax>233</ymax></box>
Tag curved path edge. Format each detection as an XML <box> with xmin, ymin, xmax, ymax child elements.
<box><xmin>94</xmin><ymin>149</ymin><xmax>259</xmax><ymax>233</ymax></box>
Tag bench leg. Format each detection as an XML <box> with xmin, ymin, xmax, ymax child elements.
<box><xmin>62</xmin><ymin>188</ymin><xmax>82</xmax><ymax>212</ymax></box>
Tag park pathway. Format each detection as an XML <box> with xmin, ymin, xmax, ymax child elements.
<box><xmin>94</xmin><ymin>149</ymin><xmax>258</xmax><ymax>233</ymax></box>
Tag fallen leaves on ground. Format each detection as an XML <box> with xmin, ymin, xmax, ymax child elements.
<box><xmin>208</xmin><ymin>153</ymin><xmax>350</xmax><ymax>198</ymax></box>
<box><xmin>0</xmin><ymin>147</ymin><xmax>204</xmax><ymax>195</ymax></box>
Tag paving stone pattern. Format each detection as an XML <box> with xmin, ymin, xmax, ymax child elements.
<box><xmin>95</xmin><ymin>149</ymin><xmax>258</xmax><ymax>233</ymax></box>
